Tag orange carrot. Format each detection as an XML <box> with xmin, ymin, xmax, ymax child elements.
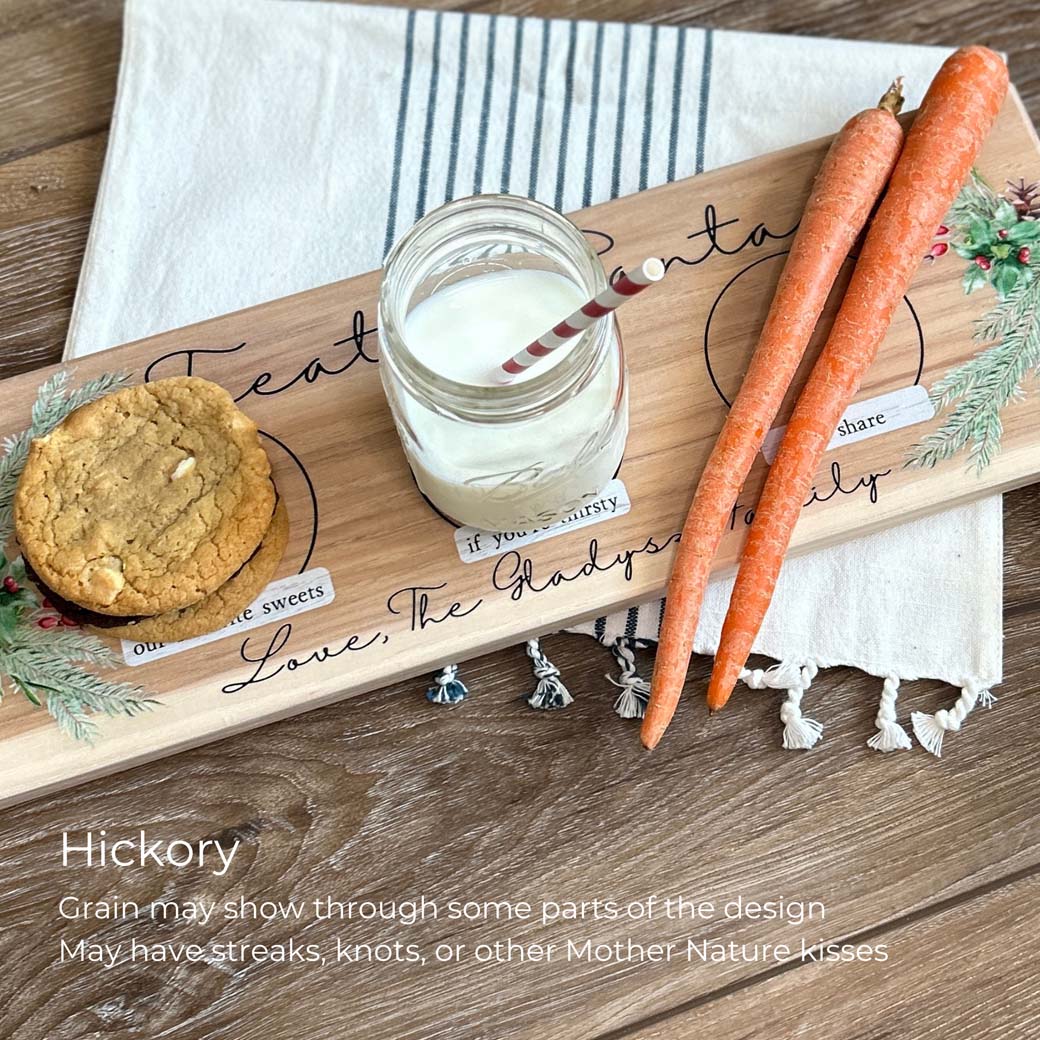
<box><xmin>706</xmin><ymin>46</ymin><xmax>1009</xmax><ymax>714</ymax></box>
<box><xmin>640</xmin><ymin>82</ymin><xmax>908</xmax><ymax>749</ymax></box>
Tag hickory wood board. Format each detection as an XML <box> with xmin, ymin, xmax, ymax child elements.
<box><xmin>1</xmin><ymin>91</ymin><xmax>1038</xmax><ymax>806</ymax></box>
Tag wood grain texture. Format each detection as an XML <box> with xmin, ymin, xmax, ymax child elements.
<box><xmin>0</xmin><ymin>2</ymin><xmax>1038</xmax><ymax>1039</ymax></box>
<box><xmin>619</xmin><ymin>870</ymin><xmax>1040</xmax><ymax>1039</ymax></box>
<box><xmin>0</xmin><ymin>0</ymin><xmax>121</xmax><ymax>162</ymax></box>
<box><xmin>0</xmin><ymin>132</ymin><xmax>106</xmax><ymax>372</ymax></box>
<box><xmin>1</xmin><ymin>627</ymin><xmax>1038</xmax><ymax>1040</ymax></box>
<box><xmin>1</xmin><ymin>95</ymin><xmax>1037</xmax><ymax>805</ymax></box>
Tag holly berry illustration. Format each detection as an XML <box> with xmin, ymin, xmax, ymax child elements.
<box><xmin>60</xmin><ymin>616</ymin><xmax>79</xmax><ymax>628</ymax></box>
<box><xmin>1019</xmin><ymin>246</ymin><xmax>1032</xmax><ymax>264</ymax></box>
<box><xmin>2</xmin><ymin>576</ymin><xmax>18</xmax><ymax>593</ymax></box>
<box><xmin>936</xmin><ymin>224</ymin><xmax>950</xmax><ymax>236</ymax></box>
<box><xmin>998</xmin><ymin>228</ymin><xmax>1009</xmax><ymax>239</ymax></box>
<box><xmin>37</xmin><ymin>616</ymin><xmax>59</xmax><ymax>629</ymax></box>
<box><xmin>975</xmin><ymin>255</ymin><xmax>992</xmax><ymax>270</ymax></box>
<box><xmin>927</xmin><ymin>242</ymin><xmax>949</xmax><ymax>259</ymax></box>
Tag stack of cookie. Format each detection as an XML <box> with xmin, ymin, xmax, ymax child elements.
<box><xmin>14</xmin><ymin>376</ymin><xmax>288</xmax><ymax>642</ymax></box>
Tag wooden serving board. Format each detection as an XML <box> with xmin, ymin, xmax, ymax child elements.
<box><xmin>2</xmin><ymin>92</ymin><xmax>1039</xmax><ymax>805</ymax></box>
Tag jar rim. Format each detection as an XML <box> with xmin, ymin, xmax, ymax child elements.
<box><xmin>378</xmin><ymin>193</ymin><xmax>613</xmax><ymax>423</ymax></box>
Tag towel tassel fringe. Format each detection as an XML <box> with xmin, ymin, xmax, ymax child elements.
<box><xmin>525</xmin><ymin>638</ymin><xmax>573</xmax><ymax>710</ymax></box>
<box><xmin>911</xmin><ymin>680</ymin><xmax>994</xmax><ymax>757</ymax></box>
<box><xmin>740</xmin><ymin>660</ymin><xmax>823</xmax><ymax>750</ymax></box>
<box><xmin>607</xmin><ymin>637</ymin><xmax>651</xmax><ymax>719</ymax></box>
<box><xmin>426</xmin><ymin>663</ymin><xmax>468</xmax><ymax>705</ymax></box>
<box><xmin>867</xmin><ymin>675</ymin><xmax>912</xmax><ymax>752</ymax></box>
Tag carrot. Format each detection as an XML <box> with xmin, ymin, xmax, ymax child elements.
<box><xmin>640</xmin><ymin>81</ymin><xmax>908</xmax><ymax>750</ymax></box>
<box><xmin>706</xmin><ymin>46</ymin><xmax>1009</xmax><ymax>715</ymax></box>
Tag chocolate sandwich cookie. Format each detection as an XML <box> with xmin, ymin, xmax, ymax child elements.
<box><xmin>14</xmin><ymin>376</ymin><xmax>275</xmax><ymax>617</ymax></box>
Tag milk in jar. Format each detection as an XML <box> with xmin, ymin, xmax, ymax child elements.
<box><xmin>378</xmin><ymin>195</ymin><xmax>628</xmax><ymax>532</ymax></box>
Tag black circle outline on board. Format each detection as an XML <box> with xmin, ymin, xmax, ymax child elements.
<box><xmin>703</xmin><ymin>250</ymin><xmax>926</xmax><ymax>408</ymax></box>
<box><xmin>259</xmin><ymin>429</ymin><xmax>318</xmax><ymax>574</ymax></box>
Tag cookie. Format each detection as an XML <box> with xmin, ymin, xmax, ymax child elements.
<box><xmin>97</xmin><ymin>498</ymin><xmax>289</xmax><ymax>642</ymax></box>
<box><xmin>14</xmin><ymin>376</ymin><xmax>275</xmax><ymax>617</ymax></box>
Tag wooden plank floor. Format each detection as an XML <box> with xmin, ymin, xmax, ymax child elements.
<box><xmin>1</xmin><ymin>2</ymin><xmax>1038</xmax><ymax>1037</ymax></box>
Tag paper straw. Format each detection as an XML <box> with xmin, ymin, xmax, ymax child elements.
<box><xmin>496</xmin><ymin>257</ymin><xmax>666</xmax><ymax>382</ymax></box>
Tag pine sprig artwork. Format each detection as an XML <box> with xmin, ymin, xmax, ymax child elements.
<box><xmin>0</xmin><ymin>371</ymin><xmax>158</xmax><ymax>743</ymax></box>
<box><xmin>0</xmin><ymin>369</ymin><xmax>130</xmax><ymax>536</ymax></box>
<box><xmin>908</xmin><ymin>171</ymin><xmax>1040</xmax><ymax>472</ymax></box>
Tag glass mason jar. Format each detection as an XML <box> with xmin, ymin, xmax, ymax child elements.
<box><xmin>378</xmin><ymin>194</ymin><xmax>628</xmax><ymax>532</ymax></box>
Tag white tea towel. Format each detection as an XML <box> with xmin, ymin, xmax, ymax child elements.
<box><xmin>66</xmin><ymin>0</ymin><xmax>1002</xmax><ymax>753</ymax></box>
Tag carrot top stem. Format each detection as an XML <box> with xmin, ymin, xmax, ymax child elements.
<box><xmin>878</xmin><ymin>77</ymin><xmax>905</xmax><ymax>115</ymax></box>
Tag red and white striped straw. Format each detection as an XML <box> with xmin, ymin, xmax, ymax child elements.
<box><xmin>495</xmin><ymin>257</ymin><xmax>666</xmax><ymax>382</ymax></box>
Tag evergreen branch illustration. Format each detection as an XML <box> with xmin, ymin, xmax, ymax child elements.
<box><xmin>908</xmin><ymin>276</ymin><xmax>1040</xmax><ymax>471</ymax></box>
<box><xmin>944</xmin><ymin>169</ymin><xmax>999</xmax><ymax>226</ymax></box>
<box><xmin>907</xmin><ymin>169</ymin><xmax>1040</xmax><ymax>473</ymax></box>
<box><xmin>3</xmin><ymin>631</ymin><xmax>156</xmax><ymax>744</ymax></box>
<box><xmin>0</xmin><ymin>370</ymin><xmax>159</xmax><ymax>743</ymax></box>
<box><xmin>0</xmin><ymin>369</ymin><xmax>131</xmax><ymax>539</ymax></box>
<box><xmin>12</xmin><ymin>616</ymin><xmax>118</xmax><ymax>666</ymax></box>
